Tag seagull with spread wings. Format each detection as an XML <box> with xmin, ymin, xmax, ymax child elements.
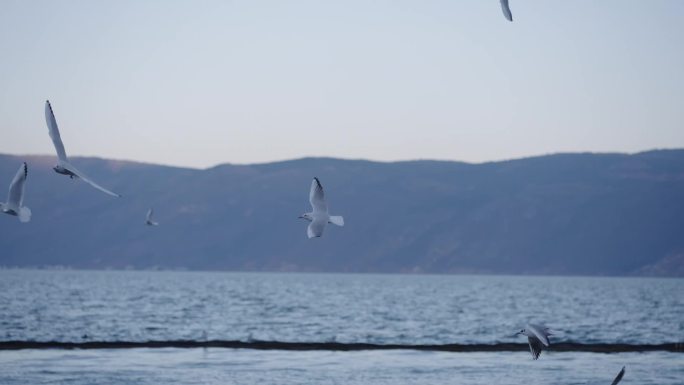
<box><xmin>516</xmin><ymin>324</ymin><xmax>552</xmax><ymax>360</ymax></box>
<box><xmin>45</xmin><ymin>100</ymin><xmax>121</xmax><ymax>198</ymax></box>
<box><xmin>0</xmin><ymin>162</ymin><xmax>31</xmax><ymax>223</ymax></box>
<box><xmin>299</xmin><ymin>177</ymin><xmax>344</xmax><ymax>238</ymax></box>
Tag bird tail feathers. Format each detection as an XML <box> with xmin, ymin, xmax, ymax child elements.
<box><xmin>329</xmin><ymin>216</ymin><xmax>344</xmax><ymax>226</ymax></box>
<box><xmin>18</xmin><ymin>207</ymin><xmax>31</xmax><ymax>223</ymax></box>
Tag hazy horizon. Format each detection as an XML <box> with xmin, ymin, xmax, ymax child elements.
<box><xmin>2</xmin><ymin>147</ymin><xmax>682</xmax><ymax>169</ymax></box>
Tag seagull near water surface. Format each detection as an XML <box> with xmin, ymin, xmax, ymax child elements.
<box><xmin>516</xmin><ymin>324</ymin><xmax>552</xmax><ymax>360</ymax></box>
<box><xmin>0</xmin><ymin>162</ymin><xmax>31</xmax><ymax>223</ymax></box>
<box><xmin>299</xmin><ymin>177</ymin><xmax>344</xmax><ymax>238</ymax></box>
<box><xmin>45</xmin><ymin>100</ymin><xmax>121</xmax><ymax>198</ymax></box>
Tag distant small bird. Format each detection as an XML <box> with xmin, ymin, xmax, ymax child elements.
<box><xmin>500</xmin><ymin>0</ymin><xmax>513</xmax><ymax>21</ymax></box>
<box><xmin>45</xmin><ymin>100</ymin><xmax>121</xmax><ymax>198</ymax></box>
<box><xmin>516</xmin><ymin>324</ymin><xmax>552</xmax><ymax>360</ymax></box>
<box><xmin>0</xmin><ymin>162</ymin><xmax>31</xmax><ymax>223</ymax></box>
<box><xmin>611</xmin><ymin>366</ymin><xmax>626</xmax><ymax>385</ymax></box>
<box><xmin>145</xmin><ymin>208</ymin><xmax>159</xmax><ymax>226</ymax></box>
<box><xmin>299</xmin><ymin>177</ymin><xmax>344</xmax><ymax>238</ymax></box>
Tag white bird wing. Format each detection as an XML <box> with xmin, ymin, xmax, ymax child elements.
<box><xmin>527</xmin><ymin>336</ymin><xmax>544</xmax><ymax>360</ymax></box>
<box><xmin>45</xmin><ymin>100</ymin><xmax>68</xmax><ymax>162</ymax></box>
<box><xmin>328</xmin><ymin>215</ymin><xmax>344</xmax><ymax>227</ymax></box>
<box><xmin>146</xmin><ymin>208</ymin><xmax>153</xmax><ymax>222</ymax></box>
<box><xmin>610</xmin><ymin>366</ymin><xmax>626</xmax><ymax>385</ymax></box>
<box><xmin>307</xmin><ymin>218</ymin><xmax>327</xmax><ymax>238</ymax></box>
<box><xmin>528</xmin><ymin>324</ymin><xmax>551</xmax><ymax>346</ymax></box>
<box><xmin>309</xmin><ymin>177</ymin><xmax>327</xmax><ymax>213</ymax></box>
<box><xmin>7</xmin><ymin>162</ymin><xmax>28</xmax><ymax>206</ymax></box>
<box><xmin>64</xmin><ymin>162</ymin><xmax>121</xmax><ymax>197</ymax></box>
<box><xmin>500</xmin><ymin>0</ymin><xmax>513</xmax><ymax>21</ymax></box>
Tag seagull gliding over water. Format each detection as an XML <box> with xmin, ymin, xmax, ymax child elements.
<box><xmin>516</xmin><ymin>324</ymin><xmax>552</xmax><ymax>360</ymax></box>
<box><xmin>299</xmin><ymin>177</ymin><xmax>344</xmax><ymax>238</ymax></box>
<box><xmin>0</xmin><ymin>162</ymin><xmax>31</xmax><ymax>223</ymax></box>
<box><xmin>45</xmin><ymin>100</ymin><xmax>121</xmax><ymax>198</ymax></box>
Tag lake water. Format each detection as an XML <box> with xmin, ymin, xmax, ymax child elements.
<box><xmin>0</xmin><ymin>270</ymin><xmax>682</xmax><ymax>384</ymax></box>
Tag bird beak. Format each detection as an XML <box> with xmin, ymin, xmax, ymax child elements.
<box><xmin>298</xmin><ymin>216</ymin><xmax>303</xmax><ymax>219</ymax></box>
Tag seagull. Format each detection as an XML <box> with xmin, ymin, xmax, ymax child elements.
<box><xmin>145</xmin><ymin>208</ymin><xmax>159</xmax><ymax>226</ymax></box>
<box><xmin>516</xmin><ymin>324</ymin><xmax>552</xmax><ymax>360</ymax></box>
<box><xmin>500</xmin><ymin>0</ymin><xmax>513</xmax><ymax>21</ymax></box>
<box><xmin>299</xmin><ymin>177</ymin><xmax>344</xmax><ymax>238</ymax></box>
<box><xmin>45</xmin><ymin>100</ymin><xmax>121</xmax><ymax>197</ymax></box>
<box><xmin>611</xmin><ymin>366</ymin><xmax>626</xmax><ymax>385</ymax></box>
<box><xmin>0</xmin><ymin>162</ymin><xmax>31</xmax><ymax>223</ymax></box>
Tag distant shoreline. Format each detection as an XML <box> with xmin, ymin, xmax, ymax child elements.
<box><xmin>0</xmin><ymin>267</ymin><xmax>681</xmax><ymax>279</ymax></box>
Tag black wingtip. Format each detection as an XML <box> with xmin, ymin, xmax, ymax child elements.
<box><xmin>611</xmin><ymin>366</ymin><xmax>625</xmax><ymax>385</ymax></box>
<box><xmin>23</xmin><ymin>162</ymin><xmax>27</xmax><ymax>177</ymax></box>
<box><xmin>313</xmin><ymin>177</ymin><xmax>322</xmax><ymax>188</ymax></box>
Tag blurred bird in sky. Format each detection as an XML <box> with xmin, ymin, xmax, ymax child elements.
<box><xmin>299</xmin><ymin>177</ymin><xmax>344</xmax><ymax>238</ymax></box>
<box><xmin>0</xmin><ymin>162</ymin><xmax>31</xmax><ymax>223</ymax></box>
<box><xmin>45</xmin><ymin>100</ymin><xmax>121</xmax><ymax>198</ymax></box>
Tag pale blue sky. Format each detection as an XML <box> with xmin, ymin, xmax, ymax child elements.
<box><xmin>1</xmin><ymin>0</ymin><xmax>683</xmax><ymax>168</ymax></box>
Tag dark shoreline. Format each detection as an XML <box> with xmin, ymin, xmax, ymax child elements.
<box><xmin>1</xmin><ymin>340</ymin><xmax>682</xmax><ymax>352</ymax></box>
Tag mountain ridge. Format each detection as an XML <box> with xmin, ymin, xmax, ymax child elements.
<box><xmin>1</xmin><ymin>150</ymin><xmax>683</xmax><ymax>276</ymax></box>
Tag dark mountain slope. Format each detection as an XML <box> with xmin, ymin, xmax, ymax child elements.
<box><xmin>1</xmin><ymin>150</ymin><xmax>683</xmax><ymax>276</ymax></box>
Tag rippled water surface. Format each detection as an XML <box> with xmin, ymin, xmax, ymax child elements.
<box><xmin>0</xmin><ymin>270</ymin><xmax>682</xmax><ymax>384</ymax></box>
<box><xmin>1</xmin><ymin>270</ymin><xmax>681</xmax><ymax>344</ymax></box>
<box><xmin>1</xmin><ymin>349</ymin><xmax>682</xmax><ymax>385</ymax></box>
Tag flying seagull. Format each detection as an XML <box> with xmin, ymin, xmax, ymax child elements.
<box><xmin>45</xmin><ymin>100</ymin><xmax>121</xmax><ymax>197</ymax></box>
<box><xmin>500</xmin><ymin>0</ymin><xmax>513</xmax><ymax>21</ymax></box>
<box><xmin>611</xmin><ymin>366</ymin><xmax>626</xmax><ymax>385</ymax></box>
<box><xmin>516</xmin><ymin>324</ymin><xmax>552</xmax><ymax>360</ymax></box>
<box><xmin>146</xmin><ymin>208</ymin><xmax>159</xmax><ymax>226</ymax></box>
<box><xmin>299</xmin><ymin>177</ymin><xmax>344</xmax><ymax>238</ymax></box>
<box><xmin>0</xmin><ymin>162</ymin><xmax>31</xmax><ymax>223</ymax></box>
